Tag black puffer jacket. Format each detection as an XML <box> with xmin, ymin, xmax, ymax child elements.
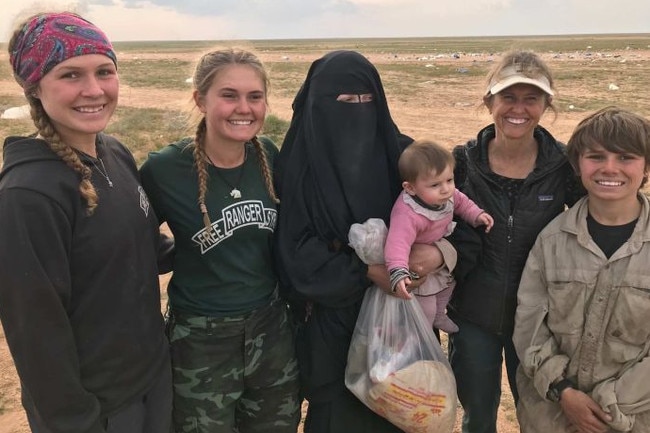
<box><xmin>448</xmin><ymin>124</ymin><xmax>585</xmax><ymax>335</ymax></box>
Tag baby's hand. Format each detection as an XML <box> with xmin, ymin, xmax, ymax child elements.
<box><xmin>476</xmin><ymin>212</ymin><xmax>494</xmax><ymax>233</ymax></box>
<box><xmin>393</xmin><ymin>278</ymin><xmax>413</xmax><ymax>300</ymax></box>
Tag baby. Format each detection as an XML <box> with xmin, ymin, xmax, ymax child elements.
<box><xmin>385</xmin><ymin>140</ymin><xmax>493</xmax><ymax>333</ymax></box>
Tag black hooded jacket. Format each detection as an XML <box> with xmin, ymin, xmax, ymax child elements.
<box><xmin>0</xmin><ymin>134</ymin><xmax>168</xmax><ymax>433</ymax></box>
<box><xmin>448</xmin><ymin>124</ymin><xmax>585</xmax><ymax>336</ymax></box>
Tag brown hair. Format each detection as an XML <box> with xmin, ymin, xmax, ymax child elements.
<box><xmin>483</xmin><ymin>50</ymin><xmax>558</xmax><ymax>119</ymax></box>
<box><xmin>567</xmin><ymin>106</ymin><xmax>650</xmax><ymax>187</ymax></box>
<box><xmin>9</xmin><ymin>12</ymin><xmax>101</xmax><ymax>214</ymax></box>
<box><xmin>189</xmin><ymin>48</ymin><xmax>278</xmax><ymax>232</ymax></box>
<box><xmin>398</xmin><ymin>140</ymin><xmax>455</xmax><ymax>183</ymax></box>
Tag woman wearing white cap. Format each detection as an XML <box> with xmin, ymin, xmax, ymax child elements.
<box><xmin>445</xmin><ymin>50</ymin><xmax>585</xmax><ymax>433</ymax></box>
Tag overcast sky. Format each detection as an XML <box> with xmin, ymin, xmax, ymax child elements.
<box><xmin>1</xmin><ymin>0</ymin><xmax>649</xmax><ymax>43</ymax></box>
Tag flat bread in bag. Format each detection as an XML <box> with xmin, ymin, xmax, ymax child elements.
<box><xmin>368</xmin><ymin>360</ymin><xmax>456</xmax><ymax>433</ymax></box>
<box><xmin>345</xmin><ymin>219</ymin><xmax>457</xmax><ymax>433</ymax></box>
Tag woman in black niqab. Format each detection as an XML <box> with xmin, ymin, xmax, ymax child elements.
<box><xmin>274</xmin><ymin>50</ymin><xmax>411</xmax><ymax>432</ymax></box>
<box><xmin>275</xmin><ymin>50</ymin><xmax>411</xmax><ymax>307</ymax></box>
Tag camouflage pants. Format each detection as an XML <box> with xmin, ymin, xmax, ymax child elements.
<box><xmin>169</xmin><ymin>299</ymin><xmax>301</xmax><ymax>433</ymax></box>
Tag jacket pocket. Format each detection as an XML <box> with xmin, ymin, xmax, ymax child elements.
<box><xmin>604</xmin><ymin>285</ymin><xmax>650</xmax><ymax>363</ymax></box>
<box><xmin>547</xmin><ymin>281</ymin><xmax>587</xmax><ymax>336</ymax></box>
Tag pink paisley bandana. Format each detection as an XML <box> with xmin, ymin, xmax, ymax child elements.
<box><xmin>9</xmin><ymin>12</ymin><xmax>117</xmax><ymax>87</ymax></box>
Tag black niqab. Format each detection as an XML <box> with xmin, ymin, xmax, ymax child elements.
<box><xmin>275</xmin><ymin>50</ymin><xmax>411</xmax><ymax>308</ymax></box>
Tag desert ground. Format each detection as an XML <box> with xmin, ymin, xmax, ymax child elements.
<box><xmin>1</xmin><ymin>34</ymin><xmax>650</xmax><ymax>432</ymax></box>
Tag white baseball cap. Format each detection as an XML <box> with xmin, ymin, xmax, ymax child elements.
<box><xmin>485</xmin><ymin>65</ymin><xmax>554</xmax><ymax>96</ymax></box>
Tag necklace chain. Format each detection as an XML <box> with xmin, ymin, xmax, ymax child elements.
<box><xmin>206</xmin><ymin>149</ymin><xmax>247</xmax><ymax>199</ymax></box>
<box><xmin>92</xmin><ymin>158</ymin><xmax>113</xmax><ymax>188</ymax></box>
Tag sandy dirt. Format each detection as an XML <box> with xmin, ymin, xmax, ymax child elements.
<box><xmin>5</xmin><ymin>48</ymin><xmax>646</xmax><ymax>145</ymax></box>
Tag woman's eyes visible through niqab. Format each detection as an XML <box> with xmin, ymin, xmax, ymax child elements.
<box><xmin>336</xmin><ymin>93</ymin><xmax>374</xmax><ymax>103</ymax></box>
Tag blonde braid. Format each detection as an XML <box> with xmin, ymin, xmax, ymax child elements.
<box><xmin>30</xmin><ymin>96</ymin><xmax>99</xmax><ymax>214</ymax></box>
<box><xmin>252</xmin><ymin>137</ymin><xmax>279</xmax><ymax>203</ymax></box>
<box><xmin>192</xmin><ymin>118</ymin><xmax>213</xmax><ymax>232</ymax></box>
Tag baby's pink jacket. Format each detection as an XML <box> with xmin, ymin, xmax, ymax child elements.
<box><xmin>384</xmin><ymin>189</ymin><xmax>485</xmax><ymax>271</ymax></box>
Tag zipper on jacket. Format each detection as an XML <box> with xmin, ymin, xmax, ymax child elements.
<box><xmin>499</xmin><ymin>213</ymin><xmax>515</xmax><ymax>333</ymax></box>
<box><xmin>507</xmin><ymin>215</ymin><xmax>514</xmax><ymax>243</ymax></box>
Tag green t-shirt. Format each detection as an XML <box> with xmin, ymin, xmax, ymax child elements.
<box><xmin>140</xmin><ymin>137</ymin><xmax>278</xmax><ymax>317</ymax></box>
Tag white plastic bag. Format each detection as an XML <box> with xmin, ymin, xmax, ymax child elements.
<box><xmin>348</xmin><ymin>218</ymin><xmax>388</xmax><ymax>265</ymax></box>
<box><xmin>345</xmin><ymin>218</ymin><xmax>457</xmax><ymax>433</ymax></box>
<box><xmin>345</xmin><ymin>287</ymin><xmax>457</xmax><ymax>433</ymax></box>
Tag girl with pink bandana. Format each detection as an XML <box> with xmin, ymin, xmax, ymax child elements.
<box><xmin>0</xmin><ymin>11</ymin><xmax>172</xmax><ymax>433</ymax></box>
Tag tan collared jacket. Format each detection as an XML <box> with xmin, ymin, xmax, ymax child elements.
<box><xmin>513</xmin><ymin>194</ymin><xmax>650</xmax><ymax>432</ymax></box>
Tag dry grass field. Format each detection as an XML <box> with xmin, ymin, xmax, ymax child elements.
<box><xmin>1</xmin><ymin>34</ymin><xmax>650</xmax><ymax>433</ymax></box>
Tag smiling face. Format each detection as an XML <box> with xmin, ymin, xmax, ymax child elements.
<box><xmin>195</xmin><ymin>64</ymin><xmax>267</xmax><ymax>146</ymax></box>
<box><xmin>404</xmin><ymin>164</ymin><xmax>455</xmax><ymax>208</ymax></box>
<box><xmin>488</xmin><ymin>83</ymin><xmax>548</xmax><ymax>141</ymax></box>
<box><xmin>35</xmin><ymin>54</ymin><xmax>118</xmax><ymax>150</ymax></box>
<box><xmin>578</xmin><ymin>143</ymin><xmax>648</xmax><ymax>208</ymax></box>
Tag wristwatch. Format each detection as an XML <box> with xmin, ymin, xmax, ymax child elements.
<box><xmin>547</xmin><ymin>378</ymin><xmax>575</xmax><ymax>402</ymax></box>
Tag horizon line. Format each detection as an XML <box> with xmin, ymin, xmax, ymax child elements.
<box><xmin>114</xmin><ymin>32</ymin><xmax>650</xmax><ymax>43</ymax></box>
<box><xmin>2</xmin><ymin>32</ymin><xmax>648</xmax><ymax>45</ymax></box>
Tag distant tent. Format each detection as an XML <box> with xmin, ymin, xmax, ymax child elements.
<box><xmin>1</xmin><ymin>105</ymin><xmax>30</xmax><ymax>120</ymax></box>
